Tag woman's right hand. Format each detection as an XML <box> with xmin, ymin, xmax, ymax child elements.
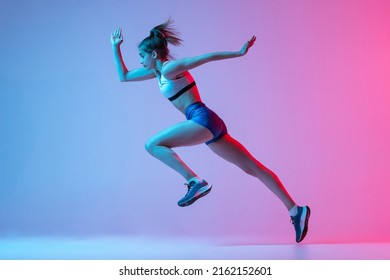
<box><xmin>239</xmin><ymin>36</ymin><xmax>256</xmax><ymax>56</ymax></box>
<box><xmin>111</xmin><ymin>28</ymin><xmax>124</xmax><ymax>46</ymax></box>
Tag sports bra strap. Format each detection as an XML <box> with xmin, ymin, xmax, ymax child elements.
<box><xmin>168</xmin><ymin>81</ymin><xmax>196</xmax><ymax>102</ymax></box>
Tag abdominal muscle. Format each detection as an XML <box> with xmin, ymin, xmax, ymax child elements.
<box><xmin>170</xmin><ymin>86</ymin><xmax>202</xmax><ymax>114</ymax></box>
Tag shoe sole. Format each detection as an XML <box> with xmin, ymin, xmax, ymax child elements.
<box><xmin>297</xmin><ymin>206</ymin><xmax>311</xmax><ymax>243</ymax></box>
<box><xmin>178</xmin><ymin>185</ymin><xmax>212</xmax><ymax>207</ymax></box>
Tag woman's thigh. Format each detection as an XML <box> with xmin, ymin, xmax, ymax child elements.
<box><xmin>146</xmin><ymin>120</ymin><xmax>214</xmax><ymax>148</ymax></box>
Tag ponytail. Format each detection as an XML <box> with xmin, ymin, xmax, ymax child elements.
<box><xmin>139</xmin><ymin>17</ymin><xmax>182</xmax><ymax>60</ymax></box>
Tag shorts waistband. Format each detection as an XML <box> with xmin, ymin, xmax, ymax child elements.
<box><xmin>185</xmin><ymin>102</ymin><xmax>205</xmax><ymax>118</ymax></box>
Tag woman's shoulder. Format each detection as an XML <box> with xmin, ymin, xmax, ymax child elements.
<box><xmin>162</xmin><ymin>60</ymin><xmax>191</xmax><ymax>80</ymax></box>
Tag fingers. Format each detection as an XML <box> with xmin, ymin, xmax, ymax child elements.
<box><xmin>239</xmin><ymin>35</ymin><xmax>256</xmax><ymax>56</ymax></box>
<box><xmin>116</xmin><ymin>28</ymin><xmax>122</xmax><ymax>37</ymax></box>
<box><xmin>249</xmin><ymin>35</ymin><xmax>256</xmax><ymax>45</ymax></box>
<box><xmin>112</xmin><ymin>28</ymin><xmax>121</xmax><ymax>35</ymax></box>
<box><xmin>111</xmin><ymin>28</ymin><xmax>123</xmax><ymax>41</ymax></box>
<box><xmin>245</xmin><ymin>35</ymin><xmax>256</xmax><ymax>50</ymax></box>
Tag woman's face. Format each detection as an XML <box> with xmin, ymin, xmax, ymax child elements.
<box><xmin>139</xmin><ymin>48</ymin><xmax>155</xmax><ymax>70</ymax></box>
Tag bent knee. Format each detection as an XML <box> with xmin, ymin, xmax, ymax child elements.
<box><xmin>145</xmin><ymin>137</ymin><xmax>167</xmax><ymax>154</ymax></box>
<box><xmin>145</xmin><ymin>138</ymin><xmax>156</xmax><ymax>153</ymax></box>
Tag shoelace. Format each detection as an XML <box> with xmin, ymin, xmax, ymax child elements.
<box><xmin>184</xmin><ymin>183</ymin><xmax>193</xmax><ymax>195</ymax></box>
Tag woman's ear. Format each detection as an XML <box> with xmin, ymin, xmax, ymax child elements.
<box><xmin>151</xmin><ymin>50</ymin><xmax>158</xmax><ymax>59</ymax></box>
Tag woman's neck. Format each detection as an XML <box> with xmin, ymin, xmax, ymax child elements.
<box><xmin>153</xmin><ymin>59</ymin><xmax>167</xmax><ymax>75</ymax></box>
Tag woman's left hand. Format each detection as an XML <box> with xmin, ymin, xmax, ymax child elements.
<box><xmin>111</xmin><ymin>28</ymin><xmax>124</xmax><ymax>46</ymax></box>
<box><xmin>239</xmin><ymin>36</ymin><xmax>256</xmax><ymax>56</ymax></box>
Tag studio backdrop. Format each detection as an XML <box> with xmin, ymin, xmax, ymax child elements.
<box><xmin>1</xmin><ymin>0</ymin><xmax>389</xmax><ymax>244</ymax></box>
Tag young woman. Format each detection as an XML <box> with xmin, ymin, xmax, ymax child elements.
<box><xmin>111</xmin><ymin>19</ymin><xmax>310</xmax><ymax>243</ymax></box>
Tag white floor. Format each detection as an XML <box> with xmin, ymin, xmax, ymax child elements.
<box><xmin>1</xmin><ymin>237</ymin><xmax>390</xmax><ymax>260</ymax></box>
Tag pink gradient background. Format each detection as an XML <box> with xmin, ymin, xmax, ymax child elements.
<box><xmin>0</xmin><ymin>0</ymin><xmax>389</xmax><ymax>245</ymax></box>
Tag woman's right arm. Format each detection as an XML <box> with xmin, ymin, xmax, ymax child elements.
<box><xmin>162</xmin><ymin>36</ymin><xmax>256</xmax><ymax>79</ymax></box>
<box><xmin>111</xmin><ymin>28</ymin><xmax>155</xmax><ymax>82</ymax></box>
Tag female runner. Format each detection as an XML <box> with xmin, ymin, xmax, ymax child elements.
<box><xmin>111</xmin><ymin>19</ymin><xmax>310</xmax><ymax>243</ymax></box>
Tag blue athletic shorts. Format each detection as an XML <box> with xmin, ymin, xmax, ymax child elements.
<box><xmin>185</xmin><ymin>102</ymin><xmax>228</xmax><ymax>145</ymax></box>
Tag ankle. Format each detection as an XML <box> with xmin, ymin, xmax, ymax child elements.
<box><xmin>187</xmin><ymin>176</ymin><xmax>203</xmax><ymax>185</ymax></box>
<box><xmin>289</xmin><ymin>205</ymin><xmax>298</xmax><ymax>217</ymax></box>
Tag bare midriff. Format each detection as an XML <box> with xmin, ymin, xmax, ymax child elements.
<box><xmin>170</xmin><ymin>86</ymin><xmax>202</xmax><ymax>114</ymax></box>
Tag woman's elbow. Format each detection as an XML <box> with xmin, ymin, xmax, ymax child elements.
<box><xmin>118</xmin><ymin>70</ymin><xmax>129</xmax><ymax>82</ymax></box>
<box><xmin>118</xmin><ymin>74</ymin><xmax>128</xmax><ymax>82</ymax></box>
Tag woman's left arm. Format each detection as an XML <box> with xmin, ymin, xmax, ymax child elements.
<box><xmin>163</xmin><ymin>36</ymin><xmax>256</xmax><ymax>78</ymax></box>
